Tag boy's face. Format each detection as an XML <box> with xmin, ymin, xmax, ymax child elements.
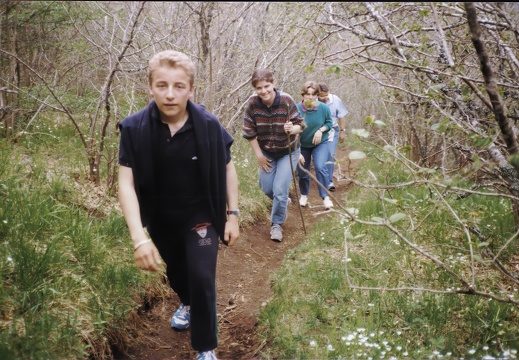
<box><xmin>318</xmin><ymin>91</ymin><xmax>329</xmax><ymax>103</ymax></box>
<box><xmin>254</xmin><ymin>80</ymin><xmax>275</xmax><ymax>107</ymax></box>
<box><xmin>149</xmin><ymin>65</ymin><xmax>194</xmax><ymax>123</ymax></box>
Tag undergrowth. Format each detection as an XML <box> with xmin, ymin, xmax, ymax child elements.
<box><xmin>257</xmin><ymin>137</ymin><xmax>519</xmax><ymax>359</ymax></box>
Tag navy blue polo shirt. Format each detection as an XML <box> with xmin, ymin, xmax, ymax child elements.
<box><xmin>119</xmin><ymin>108</ymin><xmax>234</xmax><ymax>226</ymax></box>
<box><xmin>119</xmin><ymin>100</ymin><xmax>234</xmax><ymax>234</ymax></box>
<box><xmin>155</xmin><ymin>116</ymin><xmax>206</xmax><ymax>221</ymax></box>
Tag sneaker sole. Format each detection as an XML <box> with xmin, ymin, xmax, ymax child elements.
<box><xmin>171</xmin><ymin>324</ymin><xmax>190</xmax><ymax>331</ymax></box>
<box><xmin>270</xmin><ymin>231</ymin><xmax>283</xmax><ymax>242</ymax></box>
<box><xmin>324</xmin><ymin>202</ymin><xmax>334</xmax><ymax>210</ymax></box>
<box><xmin>171</xmin><ymin>312</ymin><xmax>190</xmax><ymax>330</ymax></box>
<box><xmin>171</xmin><ymin>316</ymin><xmax>190</xmax><ymax>330</ymax></box>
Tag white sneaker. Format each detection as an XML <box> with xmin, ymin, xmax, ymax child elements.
<box><xmin>197</xmin><ymin>350</ymin><xmax>218</xmax><ymax>360</ymax></box>
<box><xmin>270</xmin><ymin>224</ymin><xmax>283</xmax><ymax>242</ymax></box>
<box><xmin>299</xmin><ymin>195</ymin><xmax>308</xmax><ymax>207</ymax></box>
<box><xmin>171</xmin><ymin>304</ymin><xmax>190</xmax><ymax>330</ymax></box>
<box><xmin>328</xmin><ymin>182</ymin><xmax>336</xmax><ymax>192</ymax></box>
<box><xmin>323</xmin><ymin>196</ymin><xmax>334</xmax><ymax>209</ymax></box>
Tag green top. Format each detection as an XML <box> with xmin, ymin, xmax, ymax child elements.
<box><xmin>296</xmin><ymin>101</ymin><xmax>333</xmax><ymax>148</ymax></box>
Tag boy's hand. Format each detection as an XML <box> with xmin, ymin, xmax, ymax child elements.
<box><xmin>284</xmin><ymin>122</ymin><xmax>293</xmax><ymax>134</ymax></box>
<box><xmin>134</xmin><ymin>242</ymin><xmax>162</xmax><ymax>272</ymax></box>
<box><xmin>257</xmin><ymin>154</ymin><xmax>273</xmax><ymax>172</ymax></box>
<box><xmin>223</xmin><ymin>217</ymin><xmax>240</xmax><ymax>246</ymax></box>
<box><xmin>339</xmin><ymin>130</ymin><xmax>346</xmax><ymax>143</ymax></box>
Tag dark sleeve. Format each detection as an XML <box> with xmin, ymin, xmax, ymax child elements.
<box><xmin>223</xmin><ymin>129</ymin><xmax>234</xmax><ymax>164</ymax></box>
<box><xmin>118</xmin><ymin>123</ymin><xmax>133</xmax><ymax>167</ymax></box>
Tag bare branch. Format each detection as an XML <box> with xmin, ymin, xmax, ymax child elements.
<box><xmin>430</xmin><ymin>2</ymin><xmax>455</xmax><ymax>67</ymax></box>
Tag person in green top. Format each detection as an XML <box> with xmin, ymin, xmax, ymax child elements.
<box><xmin>296</xmin><ymin>81</ymin><xmax>334</xmax><ymax>210</ymax></box>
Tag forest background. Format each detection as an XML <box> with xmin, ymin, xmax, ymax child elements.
<box><xmin>1</xmin><ymin>1</ymin><xmax>519</xmax><ymax>359</ymax></box>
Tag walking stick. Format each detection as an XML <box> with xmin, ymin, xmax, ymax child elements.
<box><xmin>286</xmin><ymin>104</ymin><xmax>307</xmax><ymax>235</ymax></box>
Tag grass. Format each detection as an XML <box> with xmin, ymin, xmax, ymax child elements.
<box><xmin>0</xmin><ymin>121</ymin><xmax>169</xmax><ymax>359</ymax></box>
<box><xmin>232</xmin><ymin>136</ymin><xmax>272</xmax><ymax>227</ymax></box>
<box><xmin>257</xmin><ymin>137</ymin><xmax>519</xmax><ymax>359</ymax></box>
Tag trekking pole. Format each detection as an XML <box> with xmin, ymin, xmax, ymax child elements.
<box><xmin>286</xmin><ymin>103</ymin><xmax>307</xmax><ymax>235</ymax></box>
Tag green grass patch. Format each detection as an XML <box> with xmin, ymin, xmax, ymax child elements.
<box><xmin>0</xmin><ymin>129</ymin><xmax>167</xmax><ymax>359</ymax></box>
<box><xmin>232</xmin><ymin>136</ymin><xmax>272</xmax><ymax>227</ymax></box>
<box><xmin>257</xmin><ymin>137</ymin><xmax>519</xmax><ymax>359</ymax></box>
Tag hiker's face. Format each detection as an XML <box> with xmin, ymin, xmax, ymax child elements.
<box><xmin>149</xmin><ymin>65</ymin><xmax>194</xmax><ymax>123</ymax></box>
<box><xmin>318</xmin><ymin>91</ymin><xmax>329</xmax><ymax>103</ymax></box>
<box><xmin>303</xmin><ymin>88</ymin><xmax>318</xmax><ymax>101</ymax></box>
<box><xmin>254</xmin><ymin>80</ymin><xmax>275</xmax><ymax>106</ymax></box>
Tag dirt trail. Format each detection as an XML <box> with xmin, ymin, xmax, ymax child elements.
<box><xmin>112</xmin><ymin>148</ymin><xmax>353</xmax><ymax>360</ymax></box>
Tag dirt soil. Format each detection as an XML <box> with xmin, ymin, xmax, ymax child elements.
<box><xmin>112</xmin><ymin>147</ymin><xmax>354</xmax><ymax>360</ymax></box>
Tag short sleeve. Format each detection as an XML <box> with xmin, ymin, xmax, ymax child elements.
<box><xmin>118</xmin><ymin>123</ymin><xmax>133</xmax><ymax>167</ymax></box>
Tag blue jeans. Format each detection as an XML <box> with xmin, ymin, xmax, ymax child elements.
<box><xmin>259</xmin><ymin>149</ymin><xmax>300</xmax><ymax>225</ymax></box>
<box><xmin>298</xmin><ymin>142</ymin><xmax>331</xmax><ymax>199</ymax></box>
<box><xmin>327</xmin><ymin>126</ymin><xmax>339</xmax><ymax>186</ymax></box>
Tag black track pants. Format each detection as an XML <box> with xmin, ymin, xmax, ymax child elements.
<box><xmin>148</xmin><ymin>213</ymin><xmax>219</xmax><ymax>352</ymax></box>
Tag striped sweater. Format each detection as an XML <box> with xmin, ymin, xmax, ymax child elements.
<box><xmin>242</xmin><ymin>89</ymin><xmax>305</xmax><ymax>154</ymax></box>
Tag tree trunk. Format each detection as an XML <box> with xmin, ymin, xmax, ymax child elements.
<box><xmin>465</xmin><ymin>3</ymin><xmax>519</xmax><ymax>164</ymax></box>
<box><xmin>465</xmin><ymin>2</ymin><xmax>519</xmax><ymax>230</ymax></box>
<box><xmin>2</xmin><ymin>3</ymin><xmax>19</xmax><ymax>140</ymax></box>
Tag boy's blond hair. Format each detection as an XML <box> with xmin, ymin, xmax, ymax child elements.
<box><xmin>148</xmin><ymin>50</ymin><xmax>196</xmax><ymax>87</ymax></box>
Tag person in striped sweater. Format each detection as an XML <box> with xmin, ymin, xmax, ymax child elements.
<box><xmin>242</xmin><ymin>69</ymin><xmax>305</xmax><ymax>242</ymax></box>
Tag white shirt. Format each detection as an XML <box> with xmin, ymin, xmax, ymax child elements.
<box><xmin>324</xmin><ymin>93</ymin><xmax>348</xmax><ymax>127</ymax></box>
